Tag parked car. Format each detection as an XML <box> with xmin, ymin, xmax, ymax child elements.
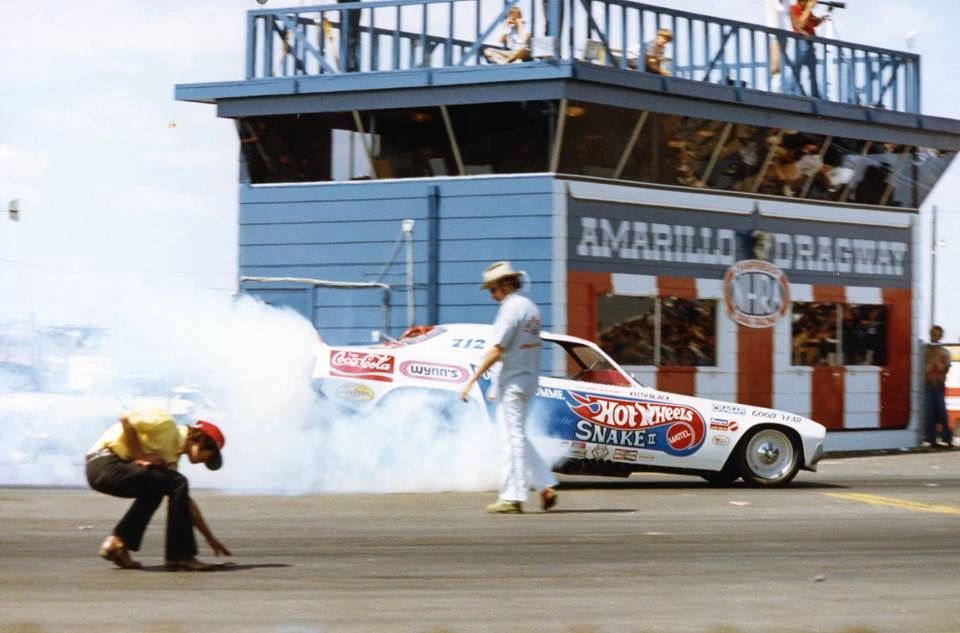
<box><xmin>311</xmin><ymin>324</ymin><xmax>826</xmax><ymax>486</ymax></box>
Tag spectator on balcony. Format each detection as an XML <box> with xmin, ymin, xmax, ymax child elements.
<box><xmin>484</xmin><ymin>6</ymin><xmax>531</xmax><ymax>64</ymax></box>
<box><xmin>644</xmin><ymin>27</ymin><xmax>673</xmax><ymax>76</ymax></box>
<box><xmin>789</xmin><ymin>0</ymin><xmax>825</xmax><ymax>97</ymax></box>
<box><xmin>337</xmin><ymin>0</ymin><xmax>361</xmax><ymax>72</ymax></box>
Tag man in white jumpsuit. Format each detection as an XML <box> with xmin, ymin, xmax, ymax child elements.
<box><xmin>461</xmin><ymin>261</ymin><xmax>559</xmax><ymax>513</ymax></box>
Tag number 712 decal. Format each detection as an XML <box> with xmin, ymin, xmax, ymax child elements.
<box><xmin>451</xmin><ymin>338</ymin><xmax>486</xmax><ymax>350</ymax></box>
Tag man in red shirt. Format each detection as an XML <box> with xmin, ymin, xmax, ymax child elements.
<box><xmin>790</xmin><ymin>0</ymin><xmax>824</xmax><ymax>35</ymax></box>
<box><xmin>789</xmin><ymin>0</ymin><xmax>825</xmax><ymax>97</ymax></box>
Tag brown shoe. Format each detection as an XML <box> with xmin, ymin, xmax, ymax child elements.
<box><xmin>540</xmin><ymin>487</ymin><xmax>558</xmax><ymax>512</ymax></box>
<box><xmin>166</xmin><ymin>558</ymin><xmax>215</xmax><ymax>572</ymax></box>
<box><xmin>99</xmin><ymin>537</ymin><xmax>142</xmax><ymax>570</ymax></box>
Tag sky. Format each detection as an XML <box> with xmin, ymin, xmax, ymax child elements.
<box><xmin>1</xmin><ymin>0</ymin><xmax>959</xmax><ymax>331</ymax></box>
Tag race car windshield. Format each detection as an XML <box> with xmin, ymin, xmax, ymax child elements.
<box><xmin>547</xmin><ymin>340</ymin><xmax>633</xmax><ymax>387</ymax></box>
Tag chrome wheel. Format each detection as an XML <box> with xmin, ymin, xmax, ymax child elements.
<box><xmin>739</xmin><ymin>428</ymin><xmax>800</xmax><ymax>487</ymax></box>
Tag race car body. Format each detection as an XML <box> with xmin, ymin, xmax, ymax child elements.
<box><xmin>312</xmin><ymin>324</ymin><xmax>826</xmax><ymax>486</ymax></box>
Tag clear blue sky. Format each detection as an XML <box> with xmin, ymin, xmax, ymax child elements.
<box><xmin>1</xmin><ymin>0</ymin><xmax>958</xmax><ymax>335</ymax></box>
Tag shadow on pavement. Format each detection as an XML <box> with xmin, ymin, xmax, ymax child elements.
<box><xmin>139</xmin><ymin>562</ymin><xmax>292</xmax><ymax>573</ymax></box>
<box><xmin>538</xmin><ymin>508</ymin><xmax>637</xmax><ymax>514</ymax></box>
<box><xmin>557</xmin><ymin>479</ymin><xmax>844</xmax><ymax>491</ymax></box>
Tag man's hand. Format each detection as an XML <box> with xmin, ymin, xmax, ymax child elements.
<box><xmin>206</xmin><ymin>536</ymin><xmax>232</xmax><ymax>557</ymax></box>
<box><xmin>134</xmin><ymin>455</ymin><xmax>167</xmax><ymax>469</ymax></box>
<box><xmin>459</xmin><ymin>384</ymin><xmax>472</xmax><ymax>402</ymax></box>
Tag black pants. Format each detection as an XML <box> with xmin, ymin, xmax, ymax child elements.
<box><xmin>86</xmin><ymin>454</ymin><xmax>197</xmax><ymax>561</ymax></box>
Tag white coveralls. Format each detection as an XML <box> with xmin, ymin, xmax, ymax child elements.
<box><xmin>490</xmin><ymin>292</ymin><xmax>558</xmax><ymax>503</ymax></box>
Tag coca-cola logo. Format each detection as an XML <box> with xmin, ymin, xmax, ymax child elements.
<box><xmin>399</xmin><ymin>361</ymin><xmax>467</xmax><ymax>383</ymax></box>
<box><xmin>329</xmin><ymin>350</ymin><xmax>395</xmax><ymax>382</ymax></box>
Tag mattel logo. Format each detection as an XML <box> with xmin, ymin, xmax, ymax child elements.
<box><xmin>329</xmin><ymin>350</ymin><xmax>395</xmax><ymax>382</ymax></box>
<box><xmin>399</xmin><ymin>361</ymin><xmax>468</xmax><ymax>383</ymax></box>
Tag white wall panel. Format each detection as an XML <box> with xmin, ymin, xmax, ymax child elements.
<box><xmin>611</xmin><ymin>273</ymin><xmax>657</xmax><ymax>296</ymax></box>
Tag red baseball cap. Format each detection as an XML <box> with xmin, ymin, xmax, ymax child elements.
<box><xmin>195</xmin><ymin>420</ymin><xmax>225</xmax><ymax>470</ymax></box>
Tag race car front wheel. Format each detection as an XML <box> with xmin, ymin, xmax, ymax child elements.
<box><xmin>737</xmin><ymin>427</ymin><xmax>801</xmax><ymax>487</ymax></box>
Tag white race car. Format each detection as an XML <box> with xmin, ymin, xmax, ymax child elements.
<box><xmin>311</xmin><ymin>324</ymin><xmax>826</xmax><ymax>486</ymax></box>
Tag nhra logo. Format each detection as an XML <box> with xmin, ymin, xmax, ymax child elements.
<box><xmin>399</xmin><ymin>361</ymin><xmax>467</xmax><ymax>383</ymax></box>
<box><xmin>330</xmin><ymin>350</ymin><xmax>395</xmax><ymax>382</ymax></box>
<box><xmin>723</xmin><ymin>259</ymin><xmax>790</xmax><ymax>329</ymax></box>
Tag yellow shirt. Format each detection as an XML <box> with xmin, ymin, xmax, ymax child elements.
<box><xmin>90</xmin><ymin>408</ymin><xmax>187</xmax><ymax>470</ymax></box>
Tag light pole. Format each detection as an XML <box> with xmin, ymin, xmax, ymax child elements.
<box><xmin>401</xmin><ymin>219</ymin><xmax>415</xmax><ymax>328</ymax></box>
<box><xmin>930</xmin><ymin>205</ymin><xmax>947</xmax><ymax>330</ymax></box>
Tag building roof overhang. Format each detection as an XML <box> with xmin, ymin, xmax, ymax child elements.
<box><xmin>177</xmin><ymin>60</ymin><xmax>960</xmax><ymax>151</ymax></box>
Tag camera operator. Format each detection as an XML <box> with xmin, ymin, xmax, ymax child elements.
<box><xmin>789</xmin><ymin>0</ymin><xmax>828</xmax><ymax>97</ymax></box>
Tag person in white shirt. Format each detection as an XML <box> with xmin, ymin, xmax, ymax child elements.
<box><xmin>483</xmin><ymin>6</ymin><xmax>531</xmax><ymax>64</ymax></box>
<box><xmin>461</xmin><ymin>261</ymin><xmax>558</xmax><ymax>513</ymax></box>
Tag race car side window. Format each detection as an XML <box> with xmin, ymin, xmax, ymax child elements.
<box><xmin>541</xmin><ymin>340</ymin><xmax>632</xmax><ymax>387</ymax></box>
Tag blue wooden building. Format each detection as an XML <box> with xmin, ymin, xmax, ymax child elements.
<box><xmin>178</xmin><ymin>1</ymin><xmax>960</xmax><ymax>449</ymax></box>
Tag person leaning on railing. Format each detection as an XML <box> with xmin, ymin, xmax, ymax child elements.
<box><xmin>483</xmin><ymin>6</ymin><xmax>531</xmax><ymax>64</ymax></box>
<box><xmin>643</xmin><ymin>27</ymin><xmax>672</xmax><ymax>76</ymax></box>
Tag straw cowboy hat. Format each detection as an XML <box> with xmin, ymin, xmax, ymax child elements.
<box><xmin>481</xmin><ymin>261</ymin><xmax>524</xmax><ymax>289</ymax></box>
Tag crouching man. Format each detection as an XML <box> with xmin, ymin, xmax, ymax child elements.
<box><xmin>86</xmin><ymin>408</ymin><xmax>231</xmax><ymax>570</ymax></box>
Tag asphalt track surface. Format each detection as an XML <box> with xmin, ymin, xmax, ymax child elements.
<box><xmin>2</xmin><ymin>450</ymin><xmax>959</xmax><ymax>633</ymax></box>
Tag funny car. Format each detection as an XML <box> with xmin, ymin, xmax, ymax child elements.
<box><xmin>311</xmin><ymin>324</ymin><xmax>826</xmax><ymax>486</ymax></box>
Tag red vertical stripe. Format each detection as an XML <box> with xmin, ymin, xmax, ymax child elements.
<box><xmin>566</xmin><ymin>270</ymin><xmax>612</xmax><ymax>343</ymax></box>
<box><xmin>811</xmin><ymin>285</ymin><xmax>845</xmax><ymax>429</ymax></box>
<box><xmin>657</xmin><ymin>276</ymin><xmax>697</xmax><ymax>396</ymax></box>
<box><xmin>658</xmin><ymin>276</ymin><xmax>697</xmax><ymax>299</ymax></box>
<box><xmin>880</xmin><ymin>287</ymin><xmax>911</xmax><ymax>429</ymax></box>
<box><xmin>737</xmin><ymin>325</ymin><xmax>773</xmax><ymax>408</ymax></box>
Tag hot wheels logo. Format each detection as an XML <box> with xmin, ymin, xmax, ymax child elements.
<box><xmin>330</xmin><ymin>350</ymin><xmax>395</xmax><ymax>382</ymax></box>
<box><xmin>568</xmin><ymin>392</ymin><xmax>706</xmax><ymax>455</ymax></box>
<box><xmin>569</xmin><ymin>393</ymin><xmax>701</xmax><ymax>429</ymax></box>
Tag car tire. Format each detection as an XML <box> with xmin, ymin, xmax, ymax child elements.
<box><xmin>736</xmin><ymin>427</ymin><xmax>801</xmax><ymax>487</ymax></box>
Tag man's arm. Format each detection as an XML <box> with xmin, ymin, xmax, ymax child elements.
<box><xmin>119</xmin><ymin>415</ymin><xmax>165</xmax><ymax>468</ymax></box>
<box><xmin>189</xmin><ymin>497</ymin><xmax>232</xmax><ymax>556</ymax></box>
<box><xmin>460</xmin><ymin>345</ymin><xmax>503</xmax><ymax>402</ymax></box>
<box><xmin>517</xmin><ymin>20</ymin><xmax>530</xmax><ymax>45</ymax></box>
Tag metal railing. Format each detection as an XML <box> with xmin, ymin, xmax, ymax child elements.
<box><xmin>246</xmin><ymin>0</ymin><xmax>921</xmax><ymax>113</ymax></box>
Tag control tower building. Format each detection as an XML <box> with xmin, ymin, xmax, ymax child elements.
<box><xmin>178</xmin><ymin>1</ymin><xmax>960</xmax><ymax>450</ymax></box>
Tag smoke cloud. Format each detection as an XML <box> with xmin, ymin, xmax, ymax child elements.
<box><xmin>0</xmin><ymin>284</ymin><xmax>500</xmax><ymax>494</ymax></box>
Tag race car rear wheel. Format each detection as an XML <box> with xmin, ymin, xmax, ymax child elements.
<box><xmin>737</xmin><ymin>427</ymin><xmax>801</xmax><ymax>487</ymax></box>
